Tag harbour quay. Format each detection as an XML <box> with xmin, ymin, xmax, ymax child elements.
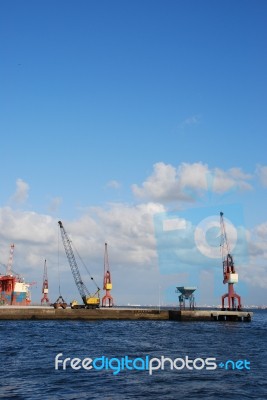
<box><xmin>0</xmin><ymin>307</ymin><xmax>253</xmax><ymax>322</ymax></box>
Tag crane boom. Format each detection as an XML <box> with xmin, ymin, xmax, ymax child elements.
<box><xmin>219</xmin><ymin>212</ymin><xmax>237</xmax><ymax>284</ymax></box>
<box><xmin>6</xmin><ymin>244</ymin><xmax>15</xmax><ymax>276</ymax></box>
<box><xmin>41</xmin><ymin>259</ymin><xmax>49</xmax><ymax>304</ymax></box>
<box><xmin>58</xmin><ymin>221</ymin><xmax>100</xmax><ymax>307</ymax></box>
<box><xmin>219</xmin><ymin>212</ymin><xmax>242</xmax><ymax>310</ymax></box>
<box><xmin>101</xmin><ymin>242</ymin><xmax>114</xmax><ymax>307</ymax></box>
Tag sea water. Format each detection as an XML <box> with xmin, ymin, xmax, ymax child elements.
<box><xmin>0</xmin><ymin>310</ymin><xmax>266</xmax><ymax>399</ymax></box>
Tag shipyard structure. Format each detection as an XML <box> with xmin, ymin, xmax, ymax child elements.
<box><xmin>0</xmin><ymin>213</ymin><xmax>253</xmax><ymax>323</ymax></box>
<box><xmin>0</xmin><ymin>244</ymin><xmax>32</xmax><ymax>306</ymax></box>
<box><xmin>0</xmin><ymin>276</ymin><xmax>31</xmax><ymax>306</ymax></box>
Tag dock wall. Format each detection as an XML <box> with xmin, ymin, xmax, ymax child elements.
<box><xmin>0</xmin><ymin>307</ymin><xmax>252</xmax><ymax>321</ymax></box>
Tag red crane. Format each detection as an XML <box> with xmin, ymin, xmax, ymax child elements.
<box><xmin>41</xmin><ymin>259</ymin><xmax>49</xmax><ymax>304</ymax></box>
<box><xmin>102</xmin><ymin>243</ymin><xmax>114</xmax><ymax>307</ymax></box>
<box><xmin>220</xmin><ymin>212</ymin><xmax>242</xmax><ymax>310</ymax></box>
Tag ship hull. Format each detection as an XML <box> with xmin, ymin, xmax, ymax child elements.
<box><xmin>0</xmin><ymin>291</ymin><xmax>29</xmax><ymax>306</ymax></box>
<box><xmin>0</xmin><ymin>276</ymin><xmax>31</xmax><ymax>306</ymax></box>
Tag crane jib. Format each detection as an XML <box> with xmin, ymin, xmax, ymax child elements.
<box><xmin>58</xmin><ymin>221</ymin><xmax>100</xmax><ymax>308</ymax></box>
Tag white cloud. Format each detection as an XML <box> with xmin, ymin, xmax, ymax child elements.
<box><xmin>0</xmin><ymin>207</ymin><xmax>56</xmax><ymax>245</ymax></box>
<box><xmin>212</xmin><ymin>167</ymin><xmax>252</xmax><ymax>193</ymax></box>
<box><xmin>0</xmin><ymin>199</ymin><xmax>266</xmax><ymax>305</ymax></box>
<box><xmin>178</xmin><ymin>162</ymin><xmax>209</xmax><ymax>190</ymax></box>
<box><xmin>11</xmin><ymin>178</ymin><xmax>29</xmax><ymax>204</ymax></box>
<box><xmin>132</xmin><ymin>162</ymin><xmax>188</xmax><ymax>202</ymax></box>
<box><xmin>0</xmin><ymin>167</ymin><xmax>265</xmax><ymax>306</ymax></box>
<box><xmin>90</xmin><ymin>202</ymin><xmax>165</xmax><ymax>264</ymax></box>
<box><xmin>163</xmin><ymin>218</ymin><xmax>187</xmax><ymax>232</ymax></box>
<box><xmin>0</xmin><ymin>202</ymin><xmax>166</xmax><ymax>305</ymax></box>
<box><xmin>238</xmin><ymin>222</ymin><xmax>267</xmax><ymax>290</ymax></box>
<box><xmin>247</xmin><ymin>222</ymin><xmax>267</xmax><ymax>258</ymax></box>
<box><xmin>106</xmin><ymin>180</ymin><xmax>121</xmax><ymax>189</ymax></box>
<box><xmin>256</xmin><ymin>165</ymin><xmax>267</xmax><ymax>187</ymax></box>
<box><xmin>132</xmin><ymin>162</ymin><xmax>252</xmax><ymax>202</ymax></box>
<box><xmin>47</xmin><ymin>197</ymin><xmax>62</xmax><ymax>213</ymax></box>
<box><xmin>254</xmin><ymin>222</ymin><xmax>267</xmax><ymax>239</ymax></box>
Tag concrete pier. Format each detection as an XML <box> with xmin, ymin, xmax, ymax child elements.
<box><xmin>169</xmin><ymin>309</ymin><xmax>252</xmax><ymax>322</ymax></box>
<box><xmin>0</xmin><ymin>307</ymin><xmax>253</xmax><ymax>321</ymax></box>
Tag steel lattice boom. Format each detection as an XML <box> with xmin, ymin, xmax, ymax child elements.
<box><xmin>58</xmin><ymin>221</ymin><xmax>100</xmax><ymax>308</ymax></box>
<box><xmin>6</xmin><ymin>244</ymin><xmax>15</xmax><ymax>276</ymax></box>
<box><xmin>101</xmin><ymin>242</ymin><xmax>114</xmax><ymax>307</ymax></box>
<box><xmin>41</xmin><ymin>259</ymin><xmax>49</xmax><ymax>304</ymax></box>
<box><xmin>219</xmin><ymin>212</ymin><xmax>242</xmax><ymax>311</ymax></box>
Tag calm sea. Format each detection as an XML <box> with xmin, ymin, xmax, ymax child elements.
<box><xmin>0</xmin><ymin>309</ymin><xmax>266</xmax><ymax>399</ymax></box>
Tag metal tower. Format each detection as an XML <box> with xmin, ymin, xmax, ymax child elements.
<box><xmin>220</xmin><ymin>212</ymin><xmax>242</xmax><ymax>310</ymax></box>
<box><xmin>41</xmin><ymin>259</ymin><xmax>49</xmax><ymax>304</ymax></box>
<box><xmin>102</xmin><ymin>243</ymin><xmax>114</xmax><ymax>307</ymax></box>
<box><xmin>6</xmin><ymin>244</ymin><xmax>15</xmax><ymax>276</ymax></box>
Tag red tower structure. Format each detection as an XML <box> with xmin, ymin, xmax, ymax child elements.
<box><xmin>101</xmin><ymin>243</ymin><xmax>114</xmax><ymax>307</ymax></box>
<box><xmin>220</xmin><ymin>212</ymin><xmax>242</xmax><ymax>311</ymax></box>
<box><xmin>41</xmin><ymin>259</ymin><xmax>49</xmax><ymax>305</ymax></box>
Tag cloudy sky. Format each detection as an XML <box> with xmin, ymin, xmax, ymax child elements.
<box><xmin>0</xmin><ymin>0</ymin><xmax>266</xmax><ymax>306</ymax></box>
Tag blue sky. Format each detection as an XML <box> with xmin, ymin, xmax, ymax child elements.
<box><xmin>0</xmin><ymin>0</ymin><xmax>267</xmax><ymax>306</ymax></box>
